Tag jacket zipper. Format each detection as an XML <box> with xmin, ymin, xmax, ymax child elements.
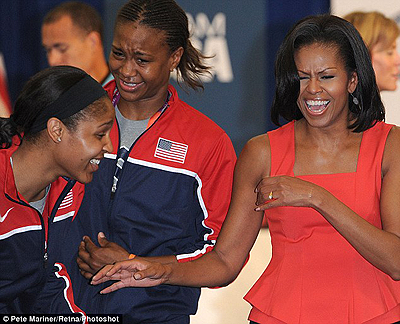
<box><xmin>110</xmin><ymin>103</ymin><xmax>169</xmax><ymax>200</ymax></box>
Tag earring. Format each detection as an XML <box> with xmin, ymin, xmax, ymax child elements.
<box><xmin>350</xmin><ymin>92</ymin><xmax>359</xmax><ymax>105</ymax></box>
<box><xmin>349</xmin><ymin>92</ymin><xmax>361</xmax><ymax>113</ymax></box>
<box><xmin>57</xmin><ymin>137</ymin><xmax>61</xmax><ymax>142</ymax></box>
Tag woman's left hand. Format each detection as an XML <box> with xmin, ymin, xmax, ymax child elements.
<box><xmin>90</xmin><ymin>259</ymin><xmax>170</xmax><ymax>293</ymax></box>
<box><xmin>255</xmin><ymin>175</ymin><xmax>321</xmax><ymax>211</ymax></box>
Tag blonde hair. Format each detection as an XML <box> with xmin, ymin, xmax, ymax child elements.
<box><xmin>343</xmin><ymin>11</ymin><xmax>400</xmax><ymax>53</ymax></box>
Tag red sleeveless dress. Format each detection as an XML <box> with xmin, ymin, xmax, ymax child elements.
<box><xmin>245</xmin><ymin>121</ymin><xmax>400</xmax><ymax>324</ymax></box>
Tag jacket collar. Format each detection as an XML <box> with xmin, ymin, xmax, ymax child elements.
<box><xmin>2</xmin><ymin>143</ymin><xmax>24</xmax><ymax>202</ymax></box>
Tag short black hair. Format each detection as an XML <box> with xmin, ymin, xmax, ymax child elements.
<box><xmin>43</xmin><ymin>1</ymin><xmax>104</xmax><ymax>42</ymax></box>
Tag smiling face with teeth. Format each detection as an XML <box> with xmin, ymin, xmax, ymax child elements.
<box><xmin>109</xmin><ymin>21</ymin><xmax>183</xmax><ymax>120</ymax></box>
<box><xmin>55</xmin><ymin>97</ymin><xmax>115</xmax><ymax>184</ymax></box>
<box><xmin>295</xmin><ymin>42</ymin><xmax>358</xmax><ymax>129</ymax></box>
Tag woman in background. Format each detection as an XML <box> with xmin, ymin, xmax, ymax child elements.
<box><xmin>344</xmin><ymin>11</ymin><xmax>400</xmax><ymax>92</ymax></box>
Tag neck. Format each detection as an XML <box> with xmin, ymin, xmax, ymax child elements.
<box><xmin>296</xmin><ymin>118</ymin><xmax>357</xmax><ymax>151</ymax></box>
<box><xmin>11</xmin><ymin>143</ymin><xmax>58</xmax><ymax>202</ymax></box>
<box><xmin>117</xmin><ymin>89</ymin><xmax>169</xmax><ymax>121</ymax></box>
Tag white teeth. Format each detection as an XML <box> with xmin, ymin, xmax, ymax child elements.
<box><xmin>90</xmin><ymin>159</ymin><xmax>100</xmax><ymax>165</ymax></box>
<box><xmin>306</xmin><ymin>100</ymin><xmax>329</xmax><ymax>106</ymax></box>
<box><xmin>123</xmin><ymin>81</ymin><xmax>137</xmax><ymax>86</ymax></box>
<box><xmin>305</xmin><ymin>100</ymin><xmax>329</xmax><ymax>113</ymax></box>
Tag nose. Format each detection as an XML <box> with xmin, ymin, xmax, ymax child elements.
<box><xmin>120</xmin><ymin>60</ymin><xmax>138</xmax><ymax>79</ymax></box>
<box><xmin>306</xmin><ymin>77</ymin><xmax>322</xmax><ymax>94</ymax></box>
<box><xmin>394</xmin><ymin>50</ymin><xmax>400</xmax><ymax>66</ymax></box>
<box><xmin>47</xmin><ymin>51</ymin><xmax>64</xmax><ymax>67</ymax></box>
<box><xmin>103</xmin><ymin>133</ymin><xmax>113</xmax><ymax>154</ymax></box>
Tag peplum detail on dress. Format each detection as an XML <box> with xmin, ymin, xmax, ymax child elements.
<box><xmin>244</xmin><ymin>121</ymin><xmax>400</xmax><ymax>324</ymax></box>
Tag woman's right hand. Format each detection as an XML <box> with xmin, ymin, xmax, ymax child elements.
<box><xmin>90</xmin><ymin>258</ymin><xmax>171</xmax><ymax>293</ymax></box>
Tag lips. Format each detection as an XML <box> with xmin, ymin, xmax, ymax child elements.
<box><xmin>305</xmin><ymin>100</ymin><xmax>330</xmax><ymax>114</ymax></box>
<box><xmin>123</xmin><ymin>80</ymin><xmax>138</xmax><ymax>87</ymax></box>
<box><xmin>118</xmin><ymin>78</ymin><xmax>143</xmax><ymax>92</ymax></box>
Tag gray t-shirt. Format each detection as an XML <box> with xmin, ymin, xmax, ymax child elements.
<box><xmin>29</xmin><ymin>186</ymin><xmax>50</xmax><ymax>214</ymax></box>
<box><xmin>111</xmin><ymin>107</ymin><xmax>150</xmax><ymax>194</ymax></box>
<box><xmin>115</xmin><ymin>106</ymin><xmax>149</xmax><ymax>150</ymax></box>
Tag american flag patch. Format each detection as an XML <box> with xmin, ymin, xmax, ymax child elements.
<box><xmin>154</xmin><ymin>138</ymin><xmax>188</xmax><ymax>164</ymax></box>
<box><xmin>59</xmin><ymin>190</ymin><xmax>73</xmax><ymax>209</ymax></box>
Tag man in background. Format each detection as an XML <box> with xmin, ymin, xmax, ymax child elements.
<box><xmin>41</xmin><ymin>1</ymin><xmax>113</xmax><ymax>86</ymax></box>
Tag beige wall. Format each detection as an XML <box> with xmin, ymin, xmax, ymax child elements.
<box><xmin>190</xmin><ymin>229</ymin><xmax>272</xmax><ymax>324</ymax></box>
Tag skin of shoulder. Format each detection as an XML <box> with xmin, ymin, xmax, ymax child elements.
<box><xmin>240</xmin><ymin>133</ymin><xmax>271</xmax><ymax>180</ymax></box>
<box><xmin>380</xmin><ymin>125</ymin><xmax>400</xmax><ymax>238</ymax></box>
<box><xmin>382</xmin><ymin>125</ymin><xmax>400</xmax><ymax>176</ymax></box>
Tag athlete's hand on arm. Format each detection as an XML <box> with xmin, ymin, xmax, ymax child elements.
<box><xmin>90</xmin><ymin>259</ymin><xmax>171</xmax><ymax>293</ymax></box>
<box><xmin>77</xmin><ymin>232</ymin><xmax>130</xmax><ymax>279</ymax></box>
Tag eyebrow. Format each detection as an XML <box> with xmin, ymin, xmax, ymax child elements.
<box><xmin>43</xmin><ymin>42</ymin><xmax>67</xmax><ymax>50</ymax></box>
<box><xmin>298</xmin><ymin>67</ymin><xmax>337</xmax><ymax>74</ymax></box>
<box><xmin>99</xmin><ymin>120</ymin><xmax>114</xmax><ymax>128</ymax></box>
<box><xmin>111</xmin><ymin>44</ymin><xmax>150</xmax><ymax>57</ymax></box>
<box><xmin>134</xmin><ymin>51</ymin><xmax>148</xmax><ymax>56</ymax></box>
<box><xmin>54</xmin><ymin>43</ymin><xmax>67</xmax><ymax>48</ymax></box>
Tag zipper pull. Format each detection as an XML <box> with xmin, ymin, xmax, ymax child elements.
<box><xmin>43</xmin><ymin>251</ymin><xmax>48</xmax><ymax>268</ymax></box>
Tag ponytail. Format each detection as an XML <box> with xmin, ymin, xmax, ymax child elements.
<box><xmin>0</xmin><ymin>116</ymin><xmax>21</xmax><ymax>149</ymax></box>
